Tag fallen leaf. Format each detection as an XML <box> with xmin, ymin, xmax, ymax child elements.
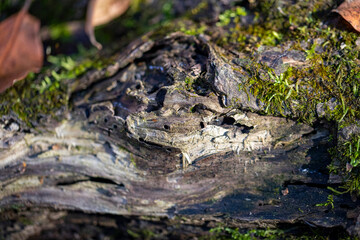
<box><xmin>52</xmin><ymin>144</ymin><xmax>61</xmax><ymax>150</ymax></box>
<box><xmin>39</xmin><ymin>176</ymin><xmax>44</xmax><ymax>184</ymax></box>
<box><xmin>85</xmin><ymin>0</ymin><xmax>131</xmax><ymax>49</ymax></box>
<box><xmin>19</xmin><ymin>161</ymin><xmax>27</xmax><ymax>174</ymax></box>
<box><xmin>0</xmin><ymin>0</ymin><xmax>43</xmax><ymax>93</ymax></box>
<box><xmin>281</xmin><ymin>188</ymin><xmax>289</xmax><ymax>196</ymax></box>
<box><xmin>332</xmin><ymin>0</ymin><xmax>360</xmax><ymax>32</ymax></box>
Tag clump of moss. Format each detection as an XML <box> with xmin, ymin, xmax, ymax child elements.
<box><xmin>0</xmin><ymin>52</ymin><xmax>108</xmax><ymax>127</ymax></box>
<box><xmin>215</xmin><ymin>1</ymin><xmax>360</xmax><ymax>124</ymax></box>
<box><xmin>217</xmin><ymin>7</ymin><xmax>247</xmax><ymax>27</ymax></box>
<box><xmin>208</xmin><ymin>225</ymin><xmax>355</xmax><ymax>240</ymax></box>
<box><xmin>214</xmin><ymin>0</ymin><xmax>360</xmax><ymax>196</ymax></box>
<box><xmin>215</xmin><ymin>0</ymin><xmax>335</xmax><ymax>52</ymax></box>
<box><xmin>328</xmin><ymin>135</ymin><xmax>360</xmax><ymax>196</ymax></box>
<box><xmin>178</xmin><ymin>21</ymin><xmax>207</xmax><ymax>36</ymax></box>
<box><xmin>244</xmin><ymin>65</ymin><xmax>297</xmax><ymax>117</ymax></box>
<box><xmin>209</xmin><ymin>227</ymin><xmax>284</xmax><ymax>240</ymax></box>
<box><xmin>0</xmin><ymin>72</ymin><xmax>67</xmax><ymax>127</ymax></box>
<box><xmin>316</xmin><ymin>194</ymin><xmax>334</xmax><ymax>209</ymax></box>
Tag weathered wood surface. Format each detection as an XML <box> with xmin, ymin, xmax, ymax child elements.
<box><xmin>1</xmin><ymin>31</ymin><xmax>359</xmax><ymax>239</ymax></box>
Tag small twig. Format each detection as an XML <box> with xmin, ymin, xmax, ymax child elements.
<box><xmin>23</xmin><ymin>0</ymin><xmax>33</xmax><ymax>12</ymax></box>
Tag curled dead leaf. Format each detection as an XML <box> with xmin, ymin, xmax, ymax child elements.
<box><xmin>332</xmin><ymin>0</ymin><xmax>360</xmax><ymax>32</ymax></box>
<box><xmin>281</xmin><ymin>188</ymin><xmax>289</xmax><ymax>196</ymax></box>
<box><xmin>85</xmin><ymin>0</ymin><xmax>131</xmax><ymax>49</ymax></box>
<box><xmin>0</xmin><ymin>1</ymin><xmax>43</xmax><ymax>93</ymax></box>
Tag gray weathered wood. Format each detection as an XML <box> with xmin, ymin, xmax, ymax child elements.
<box><xmin>0</xmin><ymin>32</ymin><xmax>358</xmax><ymax>238</ymax></box>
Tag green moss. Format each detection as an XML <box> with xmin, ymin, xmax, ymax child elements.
<box><xmin>328</xmin><ymin>135</ymin><xmax>360</xmax><ymax>196</ymax></box>
<box><xmin>241</xmin><ymin>36</ymin><xmax>360</xmax><ymax>193</ymax></box>
<box><xmin>183</xmin><ymin>1</ymin><xmax>208</xmax><ymax>19</ymax></box>
<box><xmin>344</xmin><ymin>136</ymin><xmax>360</xmax><ymax>169</ymax></box>
<box><xmin>216</xmin><ymin>0</ymin><xmax>335</xmax><ymax>52</ymax></box>
<box><xmin>208</xmin><ymin>226</ymin><xmax>356</xmax><ymax>240</ymax></box>
<box><xmin>19</xmin><ymin>216</ymin><xmax>33</xmax><ymax>225</ymax></box>
<box><xmin>0</xmin><ymin>72</ymin><xmax>68</xmax><ymax>127</ymax></box>
<box><xmin>217</xmin><ymin>7</ymin><xmax>247</xmax><ymax>27</ymax></box>
<box><xmin>48</xmin><ymin>23</ymin><xmax>72</xmax><ymax>42</ymax></box>
<box><xmin>178</xmin><ymin>22</ymin><xmax>207</xmax><ymax>36</ymax></box>
<box><xmin>316</xmin><ymin>194</ymin><xmax>334</xmax><ymax>209</ymax></box>
<box><xmin>231</xmin><ymin>9</ymin><xmax>360</xmax><ymax>123</ymax></box>
<box><xmin>10</xmin><ymin>204</ymin><xmax>23</xmax><ymax>211</ymax></box>
<box><xmin>0</xmin><ymin>53</ymin><xmax>109</xmax><ymax>127</ymax></box>
<box><xmin>148</xmin><ymin>1</ymin><xmax>211</xmax><ymax>40</ymax></box>
<box><xmin>130</xmin><ymin>153</ymin><xmax>137</xmax><ymax>168</ymax></box>
<box><xmin>248</xmin><ymin>66</ymin><xmax>297</xmax><ymax>116</ymax></box>
<box><xmin>184</xmin><ymin>76</ymin><xmax>194</xmax><ymax>89</ymax></box>
<box><xmin>127</xmin><ymin>228</ymin><xmax>156</xmax><ymax>240</ymax></box>
<box><xmin>214</xmin><ymin>0</ymin><xmax>360</xmax><ymax>197</ymax></box>
<box><xmin>209</xmin><ymin>227</ymin><xmax>284</xmax><ymax>240</ymax></box>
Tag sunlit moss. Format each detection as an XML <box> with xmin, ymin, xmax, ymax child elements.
<box><xmin>217</xmin><ymin>7</ymin><xmax>247</xmax><ymax>27</ymax></box>
<box><xmin>178</xmin><ymin>22</ymin><xmax>207</xmax><ymax>36</ymax></box>
<box><xmin>213</xmin><ymin>0</ymin><xmax>360</xmax><ymax>196</ymax></box>
<box><xmin>209</xmin><ymin>227</ymin><xmax>284</xmax><ymax>240</ymax></box>
<box><xmin>0</xmin><ymin>52</ymin><xmax>109</xmax><ymax>127</ymax></box>
<box><xmin>328</xmin><ymin>135</ymin><xmax>360</xmax><ymax>196</ymax></box>
<box><xmin>208</xmin><ymin>225</ymin><xmax>355</xmax><ymax>240</ymax></box>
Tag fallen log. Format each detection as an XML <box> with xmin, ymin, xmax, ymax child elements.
<box><xmin>1</xmin><ymin>31</ymin><xmax>358</xmax><ymax>239</ymax></box>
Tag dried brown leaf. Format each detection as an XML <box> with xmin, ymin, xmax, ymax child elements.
<box><xmin>281</xmin><ymin>188</ymin><xmax>289</xmax><ymax>196</ymax></box>
<box><xmin>0</xmin><ymin>1</ymin><xmax>43</xmax><ymax>93</ymax></box>
<box><xmin>332</xmin><ymin>0</ymin><xmax>360</xmax><ymax>32</ymax></box>
<box><xmin>85</xmin><ymin>0</ymin><xmax>131</xmax><ymax>49</ymax></box>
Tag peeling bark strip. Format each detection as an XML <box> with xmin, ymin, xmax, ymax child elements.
<box><xmin>0</xmin><ymin>33</ymin><xmax>359</xmax><ymax>237</ymax></box>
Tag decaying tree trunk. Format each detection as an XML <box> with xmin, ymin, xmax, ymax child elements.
<box><xmin>1</xmin><ymin>31</ymin><xmax>359</xmax><ymax>238</ymax></box>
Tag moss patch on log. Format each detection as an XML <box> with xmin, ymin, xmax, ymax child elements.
<box><xmin>0</xmin><ymin>53</ymin><xmax>109</xmax><ymax>127</ymax></box>
<box><xmin>211</xmin><ymin>0</ymin><xmax>360</xmax><ymax>198</ymax></box>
